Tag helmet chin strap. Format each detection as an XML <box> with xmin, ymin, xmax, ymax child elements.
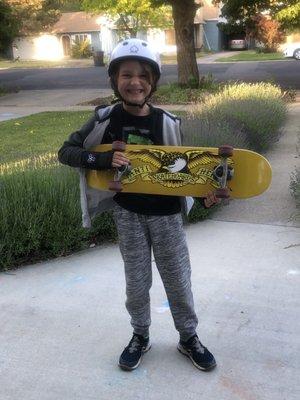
<box><xmin>117</xmin><ymin>92</ymin><xmax>153</xmax><ymax>109</ymax></box>
<box><xmin>123</xmin><ymin>98</ymin><xmax>148</xmax><ymax>109</ymax></box>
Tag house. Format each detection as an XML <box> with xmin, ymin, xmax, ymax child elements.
<box><xmin>194</xmin><ymin>0</ymin><xmax>223</xmax><ymax>51</ymax></box>
<box><xmin>12</xmin><ymin>2</ymin><xmax>222</xmax><ymax>61</ymax></box>
<box><xmin>51</xmin><ymin>12</ymin><xmax>106</xmax><ymax>56</ymax></box>
<box><xmin>13</xmin><ymin>12</ymin><xmax>106</xmax><ymax>60</ymax></box>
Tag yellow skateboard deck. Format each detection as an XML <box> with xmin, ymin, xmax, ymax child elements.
<box><xmin>86</xmin><ymin>144</ymin><xmax>272</xmax><ymax>199</ymax></box>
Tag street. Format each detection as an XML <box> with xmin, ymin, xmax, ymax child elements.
<box><xmin>0</xmin><ymin>59</ymin><xmax>299</xmax><ymax>90</ymax></box>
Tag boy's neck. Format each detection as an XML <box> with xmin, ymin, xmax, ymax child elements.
<box><xmin>122</xmin><ymin>102</ymin><xmax>150</xmax><ymax>116</ymax></box>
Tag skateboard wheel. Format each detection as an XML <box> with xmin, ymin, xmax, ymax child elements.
<box><xmin>215</xmin><ymin>188</ymin><xmax>230</xmax><ymax>199</ymax></box>
<box><xmin>109</xmin><ymin>181</ymin><xmax>123</xmax><ymax>192</ymax></box>
<box><xmin>112</xmin><ymin>141</ymin><xmax>126</xmax><ymax>152</ymax></box>
<box><xmin>218</xmin><ymin>145</ymin><xmax>233</xmax><ymax>158</ymax></box>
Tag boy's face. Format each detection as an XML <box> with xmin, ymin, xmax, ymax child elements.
<box><xmin>117</xmin><ymin>60</ymin><xmax>152</xmax><ymax>106</ymax></box>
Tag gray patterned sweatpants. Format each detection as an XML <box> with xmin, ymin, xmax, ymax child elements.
<box><xmin>113</xmin><ymin>205</ymin><xmax>198</xmax><ymax>341</ymax></box>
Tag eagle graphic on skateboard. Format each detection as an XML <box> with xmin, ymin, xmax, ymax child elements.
<box><xmin>86</xmin><ymin>141</ymin><xmax>272</xmax><ymax>199</ymax></box>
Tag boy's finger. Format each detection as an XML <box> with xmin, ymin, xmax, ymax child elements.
<box><xmin>112</xmin><ymin>152</ymin><xmax>130</xmax><ymax>167</ymax></box>
<box><xmin>113</xmin><ymin>152</ymin><xmax>129</xmax><ymax>163</ymax></box>
<box><xmin>204</xmin><ymin>191</ymin><xmax>221</xmax><ymax>208</ymax></box>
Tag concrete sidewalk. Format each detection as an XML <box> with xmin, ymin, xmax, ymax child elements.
<box><xmin>196</xmin><ymin>50</ymin><xmax>240</xmax><ymax>63</ymax></box>
<box><xmin>0</xmin><ymin>89</ymin><xmax>108</xmax><ymax>121</ymax></box>
<box><xmin>0</xmin><ymin>221</ymin><xmax>299</xmax><ymax>400</ymax></box>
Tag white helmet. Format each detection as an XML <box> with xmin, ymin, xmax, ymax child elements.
<box><xmin>108</xmin><ymin>38</ymin><xmax>161</xmax><ymax>79</ymax></box>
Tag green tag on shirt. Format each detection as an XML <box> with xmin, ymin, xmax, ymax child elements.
<box><xmin>127</xmin><ymin>134</ymin><xmax>153</xmax><ymax>145</ymax></box>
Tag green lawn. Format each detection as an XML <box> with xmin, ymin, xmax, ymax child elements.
<box><xmin>0</xmin><ymin>52</ymin><xmax>210</xmax><ymax>69</ymax></box>
<box><xmin>0</xmin><ymin>110</ymin><xmax>191</xmax><ymax>169</ymax></box>
<box><xmin>0</xmin><ymin>58</ymin><xmax>94</xmax><ymax>69</ymax></box>
<box><xmin>0</xmin><ymin>111</ymin><xmax>93</xmax><ymax>164</ymax></box>
<box><xmin>216</xmin><ymin>50</ymin><xmax>285</xmax><ymax>62</ymax></box>
<box><xmin>147</xmin><ymin>51</ymin><xmax>212</xmax><ymax>64</ymax></box>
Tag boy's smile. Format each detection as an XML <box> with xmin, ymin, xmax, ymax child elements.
<box><xmin>117</xmin><ymin>61</ymin><xmax>152</xmax><ymax>107</ymax></box>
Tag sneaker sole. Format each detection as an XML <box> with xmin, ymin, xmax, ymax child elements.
<box><xmin>177</xmin><ymin>344</ymin><xmax>217</xmax><ymax>371</ymax></box>
<box><xmin>118</xmin><ymin>343</ymin><xmax>151</xmax><ymax>371</ymax></box>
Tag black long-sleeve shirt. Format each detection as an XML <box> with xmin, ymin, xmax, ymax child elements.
<box><xmin>58</xmin><ymin>114</ymin><xmax>114</xmax><ymax>170</ymax></box>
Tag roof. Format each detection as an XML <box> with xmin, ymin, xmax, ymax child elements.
<box><xmin>203</xmin><ymin>0</ymin><xmax>220</xmax><ymax>20</ymax></box>
<box><xmin>194</xmin><ymin>0</ymin><xmax>220</xmax><ymax>23</ymax></box>
<box><xmin>51</xmin><ymin>12</ymin><xmax>102</xmax><ymax>34</ymax></box>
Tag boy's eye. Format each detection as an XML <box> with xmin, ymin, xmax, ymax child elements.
<box><xmin>120</xmin><ymin>73</ymin><xmax>148</xmax><ymax>80</ymax></box>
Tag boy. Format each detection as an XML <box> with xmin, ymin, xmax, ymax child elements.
<box><xmin>58</xmin><ymin>39</ymin><xmax>218</xmax><ymax>372</ymax></box>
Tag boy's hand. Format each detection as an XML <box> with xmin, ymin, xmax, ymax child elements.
<box><xmin>112</xmin><ymin>151</ymin><xmax>130</xmax><ymax>168</ymax></box>
<box><xmin>203</xmin><ymin>191</ymin><xmax>221</xmax><ymax>208</ymax></box>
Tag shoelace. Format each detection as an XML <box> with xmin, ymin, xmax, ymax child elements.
<box><xmin>190</xmin><ymin>337</ymin><xmax>205</xmax><ymax>354</ymax></box>
<box><xmin>128</xmin><ymin>336</ymin><xmax>142</xmax><ymax>353</ymax></box>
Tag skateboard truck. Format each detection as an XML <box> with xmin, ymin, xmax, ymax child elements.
<box><xmin>109</xmin><ymin>141</ymin><xmax>131</xmax><ymax>192</ymax></box>
<box><xmin>213</xmin><ymin>165</ymin><xmax>234</xmax><ymax>181</ymax></box>
<box><xmin>214</xmin><ymin>145</ymin><xmax>234</xmax><ymax>199</ymax></box>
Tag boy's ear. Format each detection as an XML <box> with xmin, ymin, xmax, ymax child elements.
<box><xmin>110</xmin><ymin>75</ymin><xmax>118</xmax><ymax>91</ymax></box>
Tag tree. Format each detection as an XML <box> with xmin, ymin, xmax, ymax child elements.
<box><xmin>6</xmin><ymin>0</ymin><xmax>61</xmax><ymax>35</ymax></box>
<box><xmin>151</xmin><ymin>0</ymin><xmax>201</xmax><ymax>87</ymax></box>
<box><xmin>83</xmin><ymin>0</ymin><xmax>201</xmax><ymax>87</ymax></box>
<box><xmin>213</xmin><ymin>0</ymin><xmax>300</xmax><ymax>33</ymax></box>
<box><xmin>213</xmin><ymin>0</ymin><xmax>299</xmax><ymax>48</ymax></box>
<box><xmin>275</xmin><ymin>3</ymin><xmax>300</xmax><ymax>32</ymax></box>
<box><xmin>56</xmin><ymin>0</ymin><xmax>82</xmax><ymax>12</ymax></box>
<box><xmin>82</xmin><ymin>0</ymin><xmax>172</xmax><ymax>39</ymax></box>
<box><xmin>0</xmin><ymin>0</ymin><xmax>21</xmax><ymax>55</ymax></box>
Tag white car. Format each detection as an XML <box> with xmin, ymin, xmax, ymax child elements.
<box><xmin>283</xmin><ymin>42</ymin><xmax>300</xmax><ymax>60</ymax></box>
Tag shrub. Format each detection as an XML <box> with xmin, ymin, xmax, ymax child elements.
<box><xmin>251</xmin><ymin>15</ymin><xmax>285</xmax><ymax>53</ymax></box>
<box><xmin>0</xmin><ymin>156</ymin><xmax>116</xmax><ymax>270</ymax></box>
<box><xmin>184</xmin><ymin>82</ymin><xmax>287</xmax><ymax>152</ymax></box>
<box><xmin>181</xmin><ymin>115</ymin><xmax>249</xmax><ymax>148</ymax></box>
<box><xmin>187</xmin><ymin>199</ymin><xmax>213</xmax><ymax>222</ymax></box>
<box><xmin>71</xmin><ymin>38</ymin><xmax>92</xmax><ymax>59</ymax></box>
<box><xmin>152</xmin><ymin>79</ymin><xmax>219</xmax><ymax>104</ymax></box>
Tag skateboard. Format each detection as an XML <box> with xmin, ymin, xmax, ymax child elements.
<box><xmin>86</xmin><ymin>142</ymin><xmax>272</xmax><ymax>199</ymax></box>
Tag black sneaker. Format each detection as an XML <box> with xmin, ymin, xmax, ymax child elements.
<box><xmin>178</xmin><ymin>334</ymin><xmax>216</xmax><ymax>371</ymax></box>
<box><xmin>118</xmin><ymin>334</ymin><xmax>151</xmax><ymax>371</ymax></box>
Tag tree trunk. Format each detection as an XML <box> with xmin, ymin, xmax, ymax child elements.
<box><xmin>171</xmin><ymin>0</ymin><xmax>199</xmax><ymax>86</ymax></box>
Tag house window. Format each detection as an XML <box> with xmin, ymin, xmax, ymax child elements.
<box><xmin>165</xmin><ymin>29</ymin><xmax>176</xmax><ymax>45</ymax></box>
<box><xmin>73</xmin><ymin>34</ymin><xmax>90</xmax><ymax>44</ymax></box>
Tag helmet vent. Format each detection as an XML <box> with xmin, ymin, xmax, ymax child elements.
<box><xmin>142</xmin><ymin>42</ymin><xmax>147</xmax><ymax>46</ymax></box>
<box><xmin>123</xmin><ymin>41</ymin><xmax>128</xmax><ymax>45</ymax></box>
<box><xmin>130</xmin><ymin>45</ymin><xmax>139</xmax><ymax>53</ymax></box>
